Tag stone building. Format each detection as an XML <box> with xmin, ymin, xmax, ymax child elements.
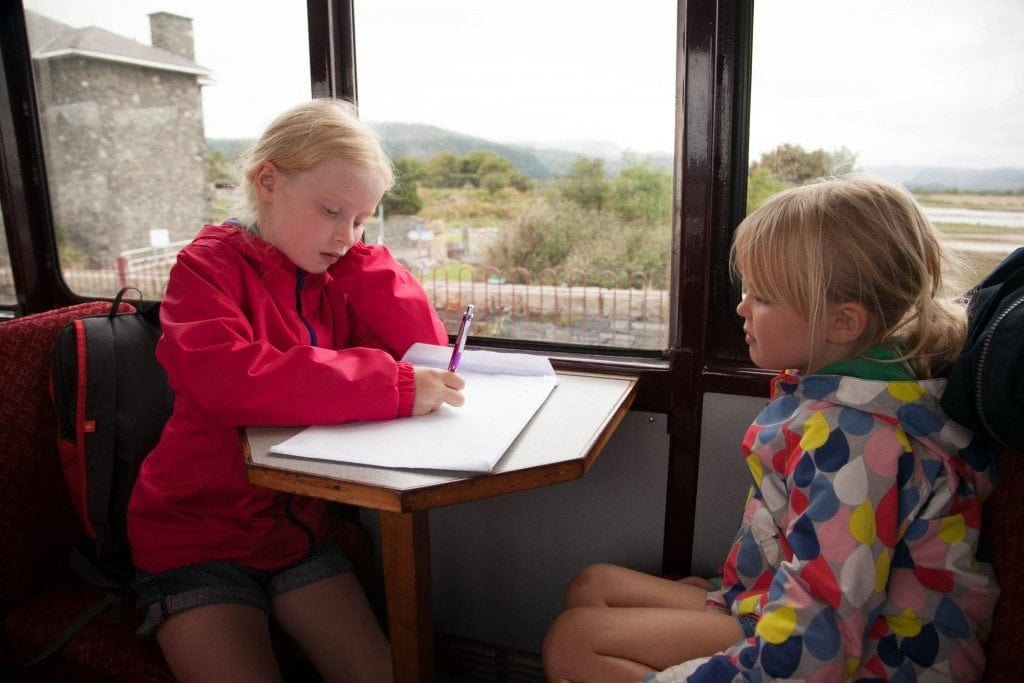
<box><xmin>25</xmin><ymin>10</ymin><xmax>212</xmax><ymax>266</ymax></box>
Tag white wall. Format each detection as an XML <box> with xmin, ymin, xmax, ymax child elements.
<box><xmin>689</xmin><ymin>392</ymin><xmax>766</xmax><ymax>576</ymax></box>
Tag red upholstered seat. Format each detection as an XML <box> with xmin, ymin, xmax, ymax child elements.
<box><xmin>0</xmin><ymin>303</ymin><xmax>375</xmax><ymax>681</ymax></box>
<box><xmin>983</xmin><ymin>445</ymin><xmax>1024</xmax><ymax>681</ymax></box>
<box><xmin>0</xmin><ymin>302</ymin><xmax>121</xmax><ymax>617</ymax></box>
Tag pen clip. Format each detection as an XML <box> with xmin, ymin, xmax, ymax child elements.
<box><xmin>448</xmin><ymin>304</ymin><xmax>475</xmax><ymax>372</ymax></box>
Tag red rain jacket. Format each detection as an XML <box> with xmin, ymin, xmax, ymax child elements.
<box><xmin>127</xmin><ymin>224</ymin><xmax>447</xmax><ymax>573</ymax></box>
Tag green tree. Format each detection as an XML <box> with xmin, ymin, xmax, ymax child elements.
<box><xmin>384</xmin><ymin>157</ymin><xmax>425</xmax><ymax>215</ymax></box>
<box><xmin>423</xmin><ymin>151</ymin><xmax>465</xmax><ymax>188</ymax></box>
<box><xmin>205</xmin><ymin>149</ymin><xmax>237</xmax><ymax>188</ymax></box>
<box><xmin>559</xmin><ymin>156</ymin><xmax>608</xmax><ymax>210</ymax></box>
<box><xmin>607</xmin><ymin>155</ymin><xmax>672</xmax><ymax>225</ymax></box>
<box><xmin>419</xmin><ymin>149</ymin><xmax>530</xmax><ymax>192</ymax></box>
<box><xmin>485</xmin><ymin>203</ymin><xmax>589</xmax><ymax>274</ymax></box>
<box><xmin>749</xmin><ymin>144</ymin><xmax>859</xmax><ymax>184</ymax></box>
<box><xmin>746</xmin><ymin>166</ymin><xmax>788</xmax><ymax>214</ymax></box>
<box><xmin>463</xmin><ymin>150</ymin><xmax>531</xmax><ymax>194</ymax></box>
<box><xmin>394</xmin><ymin>156</ymin><xmax>425</xmax><ymax>184</ymax></box>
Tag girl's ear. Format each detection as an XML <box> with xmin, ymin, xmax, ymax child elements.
<box><xmin>254</xmin><ymin>161</ymin><xmax>280</xmax><ymax>202</ymax></box>
<box><xmin>826</xmin><ymin>302</ymin><xmax>869</xmax><ymax>345</ymax></box>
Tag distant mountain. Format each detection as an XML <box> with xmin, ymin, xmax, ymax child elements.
<box><xmin>866</xmin><ymin>166</ymin><xmax>1024</xmax><ymax>192</ymax></box>
<box><xmin>376</xmin><ymin>123</ymin><xmax>553</xmax><ymax>178</ymax></box>
<box><xmin>374</xmin><ymin>122</ymin><xmax>673</xmax><ymax>179</ymax></box>
<box><xmin>207</xmin><ymin>124</ymin><xmax>673</xmax><ymax>179</ymax></box>
<box><xmin>213</xmin><ymin>127</ymin><xmax>1022</xmax><ymax>191</ymax></box>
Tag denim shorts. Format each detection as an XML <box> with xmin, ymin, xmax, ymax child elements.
<box><xmin>133</xmin><ymin>540</ymin><xmax>353</xmax><ymax>638</ymax></box>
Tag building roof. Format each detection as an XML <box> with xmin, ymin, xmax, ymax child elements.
<box><xmin>24</xmin><ymin>10</ymin><xmax>213</xmax><ymax>81</ymax></box>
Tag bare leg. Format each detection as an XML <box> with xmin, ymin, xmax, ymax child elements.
<box><xmin>156</xmin><ymin>603</ymin><xmax>282</xmax><ymax>683</ymax></box>
<box><xmin>543</xmin><ymin>606</ymin><xmax>742</xmax><ymax>683</ymax></box>
<box><xmin>272</xmin><ymin>572</ymin><xmax>392</xmax><ymax>683</ymax></box>
<box><xmin>544</xmin><ymin>564</ymin><xmax>738</xmax><ymax>683</ymax></box>
<box><xmin>564</xmin><ymin>563</ymin><xmax>710</xmax><ymax>610</ymax></box>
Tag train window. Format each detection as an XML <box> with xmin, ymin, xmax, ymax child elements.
<box><xmin>0</xmin><ymin>206</ymin><xmax>13</xmax><ymax>307</ymax></box>
<box><xmin>748</xmin><ymin>0</ymin><xmax>1023</xmax><ymax>290</ymax></box>
<box><xmin>22</xmin><ymin>1</ymin><xmax>311</xmax><ymax>301</ymax></box>
<box><xmin>353</xmin><ymin>1</ymin><xmax>677</xmax><ymax>351</ymax></box>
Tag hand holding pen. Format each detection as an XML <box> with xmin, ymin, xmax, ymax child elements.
<box><xmin>410</xmin><ymin>304</ymin><xmax>473</xmax><ymax>415</ymax></box>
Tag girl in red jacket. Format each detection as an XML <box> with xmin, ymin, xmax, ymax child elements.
<box><xmin>127</xmin><ymin>98</ymin><xmax>465</xmax><ymax>681</ymax></box>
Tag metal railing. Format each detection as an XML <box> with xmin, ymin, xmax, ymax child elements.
<box><xmin>6</xmin><ymin>258</ymin><xmax>671</xmax><ymax>348</ymax></box>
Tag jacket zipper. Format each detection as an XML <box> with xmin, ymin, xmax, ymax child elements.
<box><xmin>294</xmin><ymin>268</ymin><xmax>317</xmax><ymax>346</ymax></box>
<box><xmin>287</xmin><ymin>267</ymin><xmax>318</xmax><ymax>554</ymax></box>
<box><xmin>973</xmin><ymin>293</ymin><xmax>1024</xmax><ymax>446</ymax></box>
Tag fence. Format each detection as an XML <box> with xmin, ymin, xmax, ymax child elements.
<box><xmin>4</xmin><ymin>256</ymin><xmax>671</xmax><ymax>348</ymax></box>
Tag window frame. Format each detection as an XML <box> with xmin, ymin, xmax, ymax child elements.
<box><xmin>1</xmin><ymin>0</ymin><xmax>768</xmax><ymax>574</ymax></box>
<box><xmin>309</xmin><ymin>0</ymin><xmax>770</xmax><ymax>571</ymax></box>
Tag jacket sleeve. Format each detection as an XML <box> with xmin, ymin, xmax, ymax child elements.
<box><xmin>683</xmin><ymin>408</ymin><xmax>901</xmax><ymax>681</ymax></box>
<box><xmin>328</xmin><ymin>242</ymin><xmax>448</xmax><ymax>355</ymax></box>
<box><xmin>157</xmin><ymin>244</ymin><xmax>423</xmax><ymax>427</ymax></box>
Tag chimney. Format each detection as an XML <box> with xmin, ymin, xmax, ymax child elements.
<box><xmin>149</xmin><ymin>12</ymin><xmax>195</xmax><ymax>61</ymax></box>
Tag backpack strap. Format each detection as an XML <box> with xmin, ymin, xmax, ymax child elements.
<box><xmin>23</xmin><ymin>593</ymin><xmax>118</xmax><ymax>667</ymax></box>
<box><xmin>80</xmin><ymin>315</ymin><xmax>119</xmax><ymax>560</ymax></box>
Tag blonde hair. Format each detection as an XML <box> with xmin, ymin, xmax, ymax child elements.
<box><xmin>234</xmin><ymin>98</ymin><xmax>393</xmax><ymax>227</ymax></box>
<box><xmin>730</xmin><ymin>174</ymin><xmax>967</xmax><ymax>378</ymax></box>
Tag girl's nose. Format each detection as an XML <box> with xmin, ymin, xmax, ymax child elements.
<box><xmin>335</xmin><ymin>222</ymin><xmax>356</xmax><ymax>245</ymax></box>
<box><xmin>736</xmin><ymin>293</ymin><xmax>749</xmax><ymax>317</ymax></box>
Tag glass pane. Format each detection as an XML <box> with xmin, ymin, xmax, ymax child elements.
<box><xmin>354</xmin><ymin>1</ymin><xmax>676</xmax><ymax>350</ymax></box>
<box><xmin>22</xmin><ymin>0</ymin><xmax>311</xmax><ymax>299</ymax></box>
<box><xmin>748</xmin><ymin>0</ymin><xmax>1024</xmax><ymax>288</ymax></box>
<box><xmin>0</xmin><ymin>206</ymin><xmax>13</xmax><ymax>306</ymax></box>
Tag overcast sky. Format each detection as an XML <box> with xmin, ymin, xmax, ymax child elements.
<box><xmin>22</xmin><ymin>0</ymin><xmax>1024</xmax><ymax>169</ymax></box>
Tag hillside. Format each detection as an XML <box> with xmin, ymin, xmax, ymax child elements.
<box><xmin>865</xmin><ymin>166</ymin><xmax>1024</xmax><ymax>192</ymax></box>
<box><xmin>208</xmin><ymin>129</ymin><xmax>1021</xmax><ymax>191</ymax></box>
<box><xmin>375</xmin><ymin>122</ymin><xmax>552</xmax><ymax>178</ymax></box>
<box><xmin>207</xmin><ymin>123</ymin><xmax>672</xmax><ymax>180</ymax></box>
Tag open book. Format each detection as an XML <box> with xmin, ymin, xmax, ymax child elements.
<box><xmin>268</xmin><ymin>343</ymin><xmax>558</xmax><ymax>472</ymax></box>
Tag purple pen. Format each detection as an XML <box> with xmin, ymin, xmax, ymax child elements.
<box><xmin>448</xmin><ymin>304</ymin><xmax>475</xmax><ymax>372</ymax></box>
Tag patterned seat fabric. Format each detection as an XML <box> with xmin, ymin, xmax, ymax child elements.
<box><xmin>0</xmin><ymin>302</ymin><xmax>119</xmax><ymax>616</ymax></box>
<box><xmin>0</xmin><ymin>303</ymin><xmax>375</xmax><ymax>680</ymax></box>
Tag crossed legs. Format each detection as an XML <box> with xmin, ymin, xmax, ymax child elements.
<box><xmin>542</xmin><ymin>564</ymin><xmax>742</xmax><ymax>683</ymax></box>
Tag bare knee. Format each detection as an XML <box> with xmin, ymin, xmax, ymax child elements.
<box><xmin>563</xmin><ymin>563</ymin><xmax>620</xmax><ymax>608</ymax></box>
<box><xmin>543</xmin><ymin>608</ymin><xmax>590</xmax><ymax>681</ymax></box>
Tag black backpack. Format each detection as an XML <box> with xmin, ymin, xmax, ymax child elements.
<box><xmin>941</xmin><ymin>247</ymin><xmax>1024</xmax><ymax>451</ymax></box>
<box><xmin>31</xmin><ymin>288</ymin><xmax>173</xmax><ymax>663</ymax></box>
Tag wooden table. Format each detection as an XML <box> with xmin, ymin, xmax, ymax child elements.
<box><xmin>243</xmin><ymin>370</ymin><xmax>637</xmax><ymax>683</ymax></box>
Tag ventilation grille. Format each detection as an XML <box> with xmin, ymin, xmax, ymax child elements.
<box><xmin>436</xmin><ymin>632</ymin><xmax>545</xmax><ymax>682</ymax></box>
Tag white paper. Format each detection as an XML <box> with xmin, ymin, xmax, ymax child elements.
<box><xmin>401</xmin><ymin>342</ymin><xmax>555</xmax><ymax>376</ymax></box>
<box><xmin>269</xmin><ymin>345</ymin><xmax>558</xmax><ymax>472</ymax></box>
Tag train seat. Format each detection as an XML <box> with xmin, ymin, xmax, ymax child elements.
<box><xmin>0</xmin><ymin>301</ymin><xmax>374</xmax><ymax>681</ymax></box>
<box><xmin>983</xmin><ymin>444</ymin><xmax>1023</xmax><ymax>682</ymax></box>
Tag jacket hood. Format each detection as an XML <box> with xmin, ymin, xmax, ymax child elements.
<box><xmin>772</xmin><ymin>372</ymin><xmax>991</xmax><ymax>475</ymax></box>
<box><xmin>192</xmin><ymin>223</ymin><xmax>329</xmax><ymax>286</ymax></box>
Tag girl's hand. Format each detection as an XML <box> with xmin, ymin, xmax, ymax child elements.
<box><xmin>412</xmin><ymin>367</ymin><xmax>466</xmax><ymax>415</ymax></box>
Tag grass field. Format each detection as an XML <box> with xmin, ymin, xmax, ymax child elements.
<box><xmin>916</xmin><ymin>192</ymin><xmax>1024</xmax><ymax>212</ymax></box>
